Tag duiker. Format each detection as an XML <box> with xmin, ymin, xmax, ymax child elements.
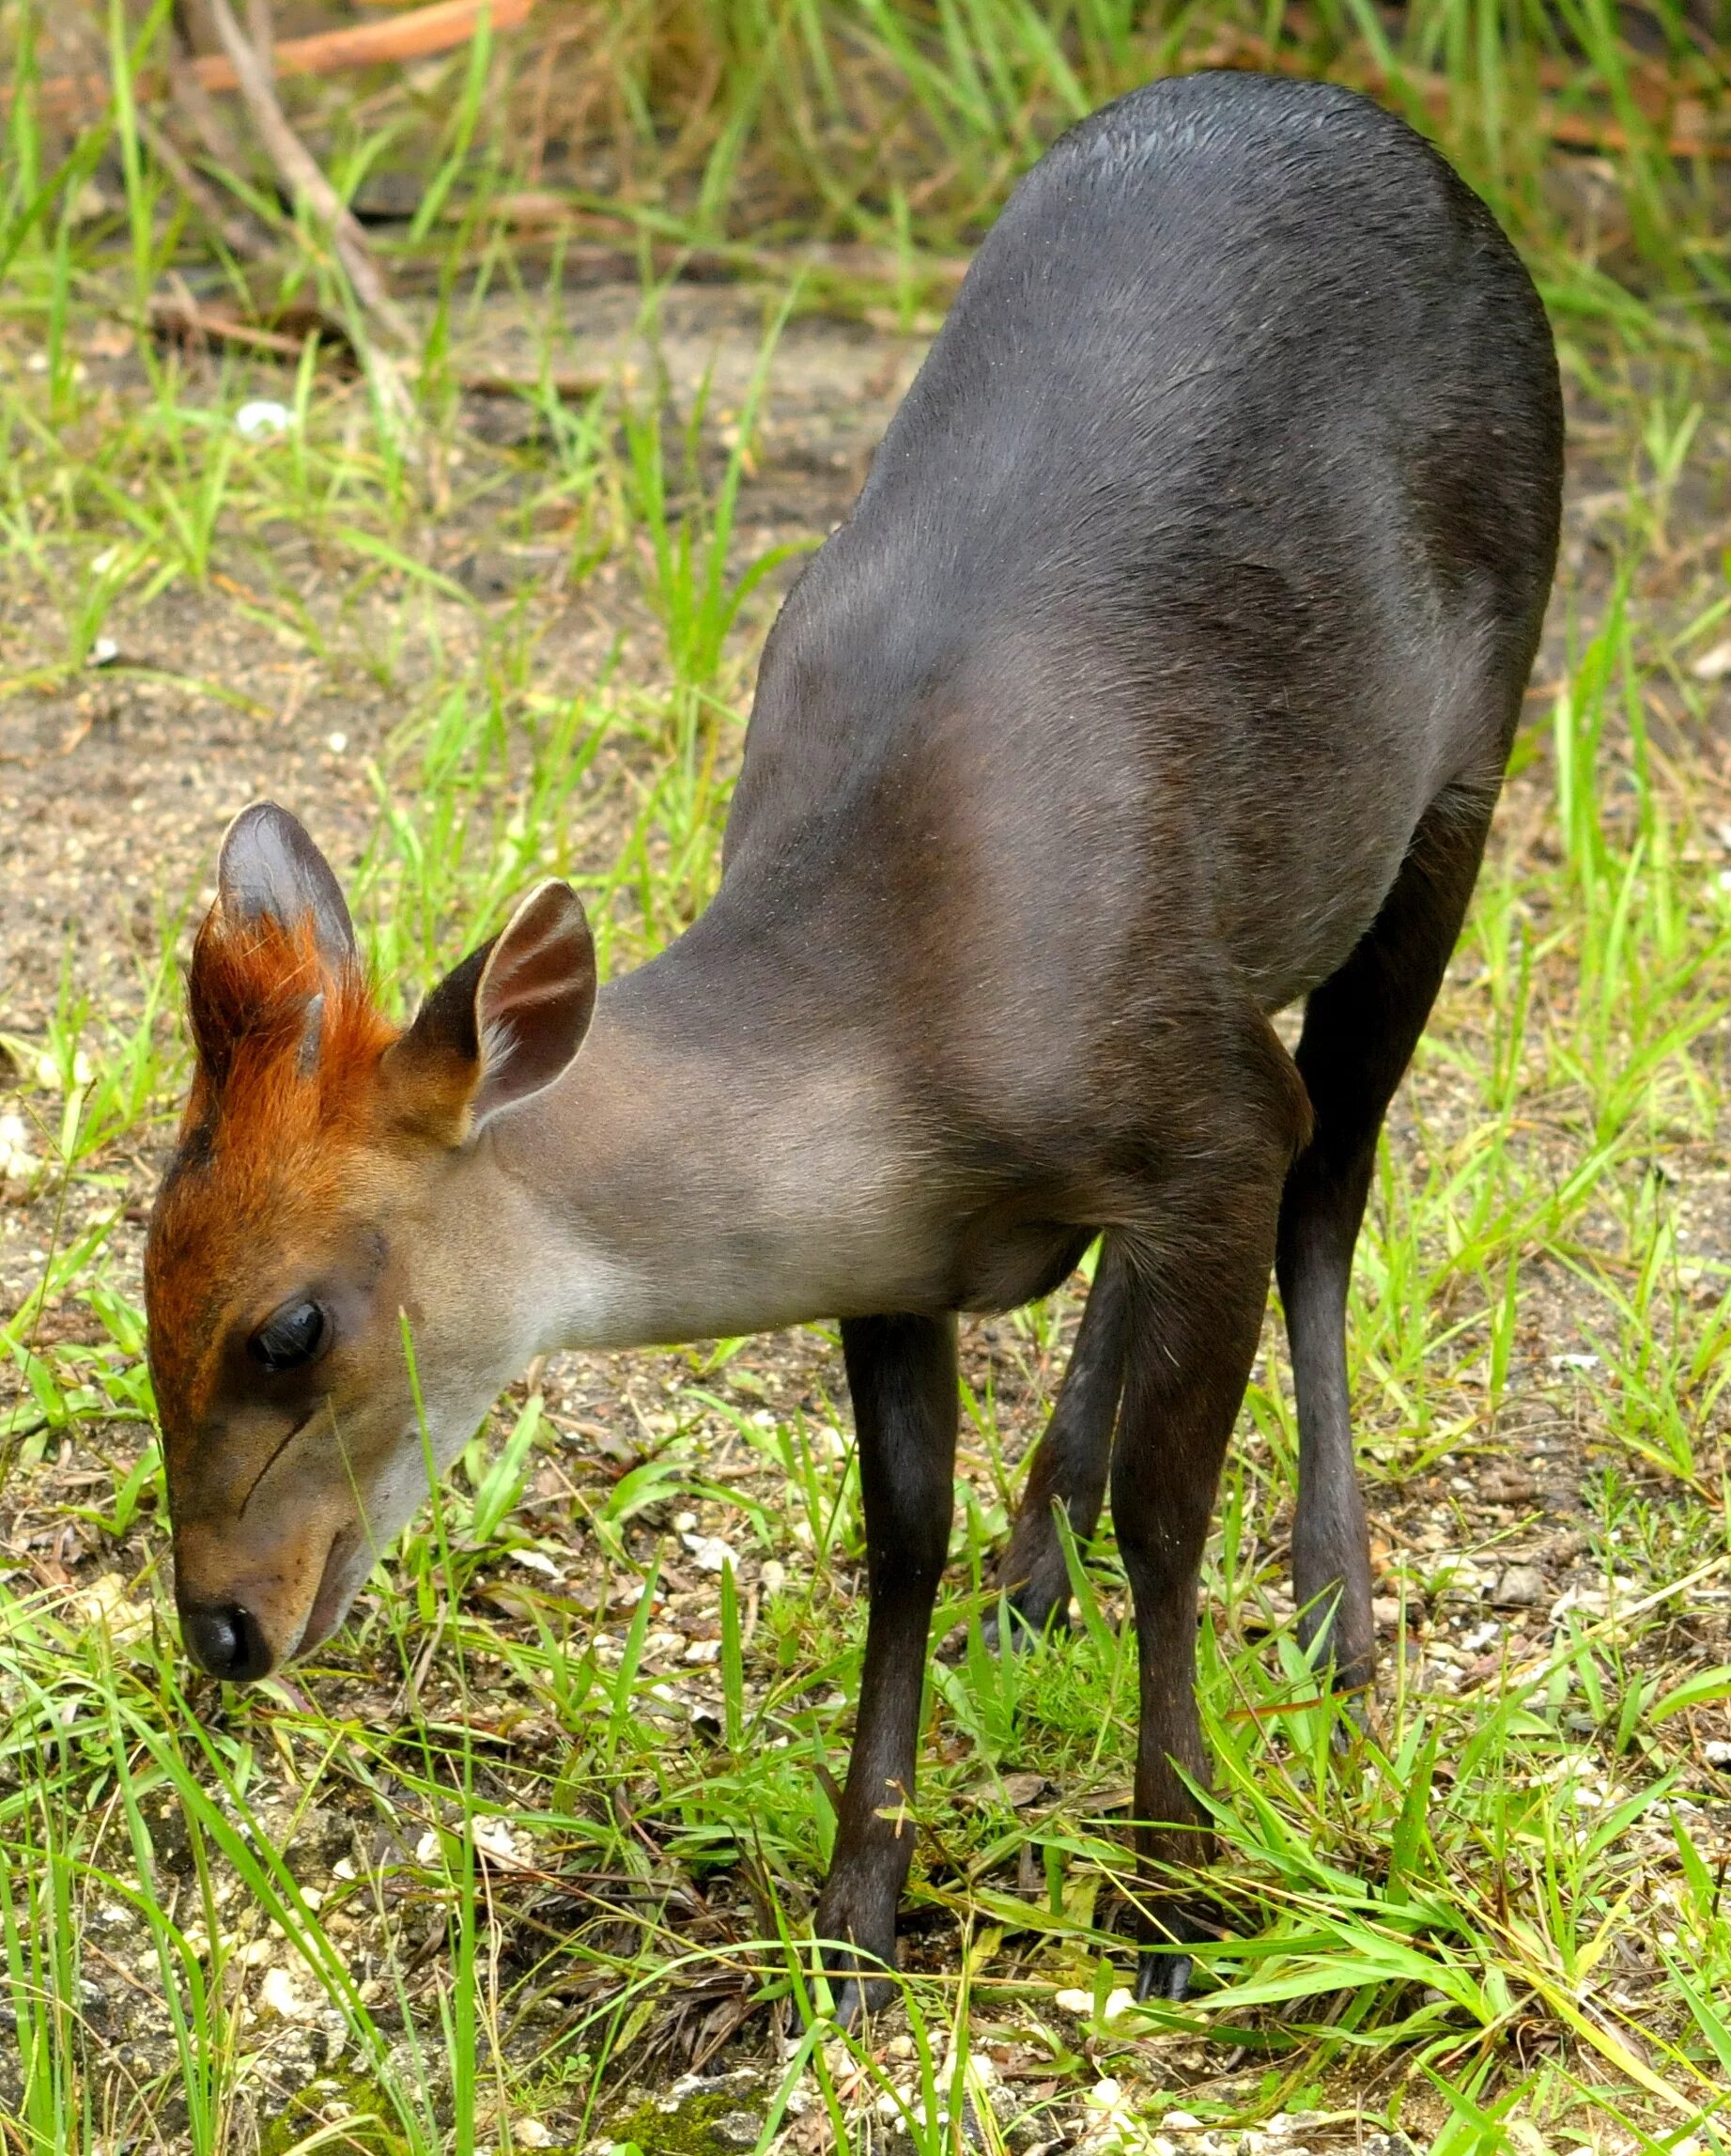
<box><xmin>146</xmin><ymin>72</ymin><xmax>1562</xmax><ymax>2008</ymax></box>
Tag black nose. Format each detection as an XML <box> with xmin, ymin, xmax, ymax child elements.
<box><xmin>180</xmin><ymin>1603</ymin><xmax>272</xmax><ymax>1683</ymax></box>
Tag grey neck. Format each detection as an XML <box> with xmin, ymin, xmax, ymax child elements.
<box><xmin>482</xmin><ymin>936</ymin><xmax>936</xmax><ymax>1352</ymax></box>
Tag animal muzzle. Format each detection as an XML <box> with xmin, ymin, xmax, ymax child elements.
<box><xmin>172</xmin><ymin>1507</ymin><xmax>352</xmax><ymax>1681</ymax></box>
<box><xmin>180</xmin><ymin>1600</ymin><xmax>275</xmax><ymax>1682</ymax></box>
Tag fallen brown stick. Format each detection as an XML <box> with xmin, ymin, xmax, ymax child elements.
<box><xmin>147</xmin><ymin>289</ymin><xmax>602</xmax><ymax>402</ymax></box>
<box><xmin>197</xmin><ymin>0</ymin><xmax>434</xmax><ymax>492</ymax></box>
<box><xmin>147</xmin><ymin>289</ymin><xmax>358</xmax><ymax>364</ymax></box>
<box><xmin>22</xmin><ymin>0</ymin><xmax>535</xmax><ymax>118</ymax></box>
<box><xmin>195</xmin><ymin>0</ymin><xmax>535</xmax><ymax>84</ymax></box>
<box><xmin>206</xmin><ymin>0</ymin><xmax>415</xmax><ymax>350</ymax></box>
<box><xmin>456</xmin><ymin>368</ymin><xmax>603</xmax><ymax>398</ymax></box>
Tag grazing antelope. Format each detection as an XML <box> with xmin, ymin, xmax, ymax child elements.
<box><xmin>146</xmin><ymin>71</ymin><xmax>1562</xmax><ymax>2009</ymax></box>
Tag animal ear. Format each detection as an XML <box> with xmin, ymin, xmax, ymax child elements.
<box><xmin>382</xmin><ymin>882</ymin><xmax>595</xmax><ymax>1142</ymax></box>
<box><xmin>186</xmin><ymin>804</ymin><xmax>361</xmax><ymax>1088</ymax></box>
<box><xmin>216</xmin><ymin>802</ymin><xmax>356</xmax><ymax>969</ymax></box>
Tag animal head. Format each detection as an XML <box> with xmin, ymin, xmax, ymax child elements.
<box><xmin>145</xmin><ymin>803</ymin><xmax>596</xmax><ymax>1682</ymax></box>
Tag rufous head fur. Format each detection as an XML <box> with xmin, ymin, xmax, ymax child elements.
<box><xmin>146</xmin><ymin>803</ymin><xmax>596</xmax><ymax>1681</ymax></box>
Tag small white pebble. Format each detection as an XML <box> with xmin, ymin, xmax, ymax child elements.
<box><xmin>683</xmin><ymin>1533</ymin><xmax>735</xmax><ymax>1574</ymax></box>
<box><xmin>325</xmin><ymin>729</ymin><xmax>348</xmax><ymax>754</ymax></box>
<box><xmin>473</xmin><ymin>1818</ymin><xmax>523</xmax><ymax>1869</ymax></box>
<box><xmin>0</xmin><ymin>1113</ymin><xmax>38</xmax><ymax>1180</ymax></box>
<box><xmin>1703</xmin><ymin>1739</ymin><xmax>1731</xmax><ymax>1767</ymax></box>
<box><xmin>1164</xmin><ymin>2113</ymin><xmax>1203</xmax><ymax>2133</ymax></box>
<box><xmin>257</xmin><ymin>1965</ymin><xmax>306</xmax><ymax>2020</ymax></box>
<box><xmin>1101</xmin><ymin>1985</ymin><xmax>1138</xmax><ymax>2024</ymax></box>
<box><xmin>236</xmin><ymin>397</ymin><xmax>293</xmax><ymax>439</ymax></box>
<box><xmin>513</xmin><ymin>2124</ymin><xmax>554</xmax><ymax>2149</ymax></box>
<box><xmin>1053</xmin><ymin>1987</ymin><xmax>1092</xmax><ymax>2015</ymax></box>
<box><xmin>1088</xmin><ymin>2078</ymin><xmax>1123</xmax><ymax>2110</ymax></box>
<box><xmin>673</xmin><ymin>1511</ymin><xmax>698</xmax><ymax>1534</ymax></box>
<box><xmin>683</xmin><ymin>1638</ymin><xmax>720</xmax><ymax>1665</ymax></box>
<box><xmin>760</xmin><ymin>1559</ymin><xmax>787</xmax><ymax>1595</ymax></box>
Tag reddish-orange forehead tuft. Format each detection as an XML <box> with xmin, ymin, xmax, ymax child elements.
<box><xmin>179</xmin><ymin>907</ymin><xmax>397</xmax><ymax>1148</ymax></box>
<box><xmin>146</xmin><ymin>908</ymin><xmax>399</xmax><ymax>1443</ymax></box>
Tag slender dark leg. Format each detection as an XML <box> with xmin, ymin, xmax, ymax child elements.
<box><xmin>1275</xmin><ymin>785</ymin><xmax>1495</xmax><ymax>1692</ymax></box>
<box><xmin>1112</xmin><ymin>1185</ymin><xmax>1286</xmax><ymax>2005</ymax></box>
<box><xmin>993</xmin><ymin>1238</ymin><xmax>1130</xmax><ymax>1635</ymax></box>
<box><xmin>814</xmin><ymin>1311</ymin><xmax>958</xmax><ymax>2024</ymax></box>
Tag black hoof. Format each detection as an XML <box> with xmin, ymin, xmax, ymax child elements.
<box><xmin>812</xmin><ymin>1897</ymin><xmax>898</xmax><ymax>2027</ymax></box>
<box><xmin>1297</xmin><ymin>1616</ymin><xmax>1376</xmax><ymax>1702</ymax></box>
<box><xmin>1132</xmin><ymin>1900</ymin><xmax>1219</xmax><ymax>2005</ymax></box>
<box><xmin>829</xmin><ymin>1970</ymin><xmax>895</xmax><ymax>2029</ymax></box>
<box><xmin>1135</xmin><ymin>1947</ymin><xmax>1194</xmax><ymax>2003</ymax></box>
<box><xmin>1314</xmin><ymin>1671</ymin><xmax>1372</xmax><ymax>1755</ymax></box>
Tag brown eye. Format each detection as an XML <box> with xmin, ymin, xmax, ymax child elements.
<box><xmin>249</xmin><ymin>1299</ymin><xmax>327</xmax><ymax>1373</ymax></box>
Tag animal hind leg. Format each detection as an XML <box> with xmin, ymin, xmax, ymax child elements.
<box><xmin>1110</xmin><ymin>1038</ymin><xmax>1305</xmax><ymax>2003</ymax></box>
<box><xmin>993</xmin><ymin>1238</ymin><xmax>1130</xmax><ymax>1636</ymax></box>
<box><xmin>1275</xmin><ymin>781</ymin><xmax>1498</xmax><ymax>1694</ymax></box>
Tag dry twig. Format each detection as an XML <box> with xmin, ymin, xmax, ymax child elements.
<box><xmin>199</xmin><ymin>0</ymin><xmax>433</xmax><ymax>488</ymax></box>
<box><xmin>163</xmin><ymin>52</ymin><xmax>241</xmax><ymax>171</ymax></box>
<box><xmin>137</xmin><ymin>100</ymin><xmax>267</xmax><ymax>257</ymax></box>
<box><xmin>27</xmin><ymin>0</ymin><xmax>537</xmax><ymax>118</ymax></box>
<box><xmin>204</xmin><ymin>0</ymin><xmax>414</xmax><ymax>349</ymax></box>
<box><xmin>147</xmin><ymin>287</ymin><xmax>352</xmax><ymax>364</ymax></box>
